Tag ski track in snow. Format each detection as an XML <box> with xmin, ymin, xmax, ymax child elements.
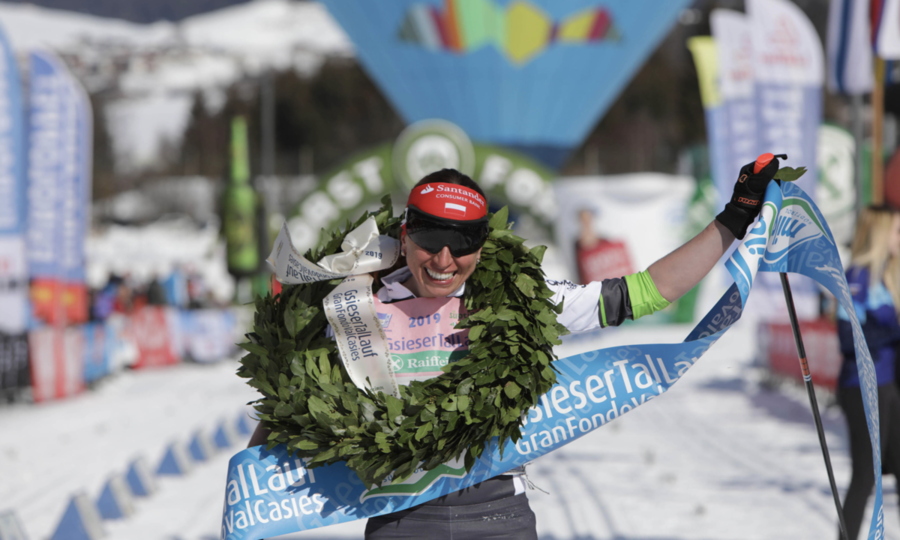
<box><xmin>3</xmin><ymin>323</ymin><xmax>900</xmax><ymax>539</ymax></box>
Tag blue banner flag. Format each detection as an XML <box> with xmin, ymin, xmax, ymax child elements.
<box><xmin>0</xmin><ymin>23</ymin><xmax>25</xmax><ymax>236</ymax></box>
<box><xmin>0</xmin><ymin>22</ymin><xmax>28</xmax><ymax>334</ymax></box>
<box><xmin>26</xmin><ymin>51</ymin><xmax>67</xmax><ymax>282</ymax></box>
<box><xmin>60</xmin><ymin>77</ymin><xmax>91</xmax><ymax>284</ymax></box>
<box><xmin>318</xmin><ymin>0</ymin><xmax>692</xmax><ymax>167</ymax></box>
<box><xmin>222</xmin><ymin>181</ymin><xmax>882</xmax><ymax>540</ymax></box>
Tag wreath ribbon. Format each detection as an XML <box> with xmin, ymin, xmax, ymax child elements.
<box><xmin>267</xmin><ymin>217</ymin><xmax>401</xmax><ymax>396</ymax></box>
<box><xmin>267</xmin><ymin>216</ymin><xmax>400</xmax><ymax>284</ymax></box>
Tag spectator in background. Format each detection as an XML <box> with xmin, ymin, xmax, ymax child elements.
<box><xmin>92</xmin><ymin>275</ymin><xmax>120</xmax><ymax>320</ymax></box>
<box><xmin>146</xmin><ymin>275</ymin><xmax>167</xmax><ymax>306</ymax></box>
<box><xmin>574</xmin><ymin>208</ymin><xmax>634</xmax><ymax>284</ymax></box>
<box><xmin>837</xmin><ymin>206</ymin><xmax>900</xmax><ymax>540</ymax></box>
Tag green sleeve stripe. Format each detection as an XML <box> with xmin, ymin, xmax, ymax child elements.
<box><xmin>623</xmin><ymin>271</ymin><xmax>670</xmax><ymax>320</ymax></box>
<box><xmin>598</xmin><ymin>293</ymin><xmax>608</xmax><ymax>327</ymax></box>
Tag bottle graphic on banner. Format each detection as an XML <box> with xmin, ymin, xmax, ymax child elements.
<box><xmin>223</xmin><ymin>116</ymin><xmax>260</xmax><ymax>277</ymax></box>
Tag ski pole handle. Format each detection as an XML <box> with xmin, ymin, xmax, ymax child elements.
<box><xmin>753</xmin><ymin>153</ymin><xmax>788</xmax><ymax>174</ymax></box>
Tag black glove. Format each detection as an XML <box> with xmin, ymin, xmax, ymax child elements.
<box><xmin>716</xmin><ymin>153</ymin><xmax>782</xmax><ymax>239</ymax></box>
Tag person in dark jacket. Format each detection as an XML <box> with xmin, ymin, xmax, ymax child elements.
<box><xmin>837</xmin><ymin>206</ymin><xmax>900</xmax><ymax>540</ymax></box>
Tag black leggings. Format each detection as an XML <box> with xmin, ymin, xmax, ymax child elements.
<box><xmin>364</xmin><ymin>493</ymin><xmax>537</xmax><ymax>540</ymax></box>
<box><xmin>839</xmin><ymin>384</ymin><xmax>900</xmax><ymax>540</ymax></box>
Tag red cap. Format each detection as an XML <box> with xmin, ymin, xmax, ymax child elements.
<box><xmin>406</xmin><ymin>182</ymin><xmax>487</xmax><ymax>221</ymax></box>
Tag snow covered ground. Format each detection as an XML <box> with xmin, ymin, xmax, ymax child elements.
<box><xmin>1</xmin><ymin>319</ymin><xmax>895</xmax><ymax>540</ymax></box>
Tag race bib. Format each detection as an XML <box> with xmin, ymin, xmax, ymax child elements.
<box><xmin>375</xmin><ymin>296</ymin><xmax>470</xmax><ymax>384</ymax></box>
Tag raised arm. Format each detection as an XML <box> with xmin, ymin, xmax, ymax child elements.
<box><xmin>648</xmin><ymin>154</ymin><xmax>781</xmax><ymax>303</ymax></box>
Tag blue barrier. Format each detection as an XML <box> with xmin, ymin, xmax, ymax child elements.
<box><xmin>49</xmin><ymin>493</ymin><xmax>104</xmax><ymax>540</ymax></box>
<box><xmin>213</xmin><ymin>421</ymin><xmax>234</xmax><ymax>449</ymax></box>
<box><xmin>96</xmin><ymin>474</ymin><xmax>134</xmax><ymax>520</ymax></box>
<box><xmin>156</xmin><ymin>442</ymin><xmax>193</xmax><ymax>476</ymax></box>
<box><xmin>125</xmin><ymin>457</ymin><xmax>156</xmax><ymax>497</ymax></box>
<box><xmin>235</xmin><ymin>415</ymin><xmax>252</xmax><ymax>437</ymax></box>
<box><xmin>188</xmin><ymin>431</ymin><xmax>214</xmax><ymax>462</ymax></box>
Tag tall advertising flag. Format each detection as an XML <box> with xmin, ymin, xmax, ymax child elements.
<box><xmin>687</xmin><ymin>37</ymin><xmax>730</xmax><ymax>206</ymax></box>
<box><xmin>827</xmin><ymin>0</ymin><xmax>874</xmax><ymax>93</ymax></box>
<box><xmin>874</xmin><ymin>0</ymin><xmax>900</xmax><ymax>59</ymax></box>
<box><xmin>0</xmin><ymin>23</ymin><xmax>27</xmax><ymax>335</ymax></box>
<box><xmin>711</xmin><ymin>10</ymin><xmax>758</xmax><ymax>210</ymax></box>
<box><xmin>27</xmin><ymin>51</ymin><xmax>67</xmax><ymax>325</ymax></box>
<box><xmin>223</xmin><ymin>116</ymin><xmax>260</xmax><ymax>277</ymax></box>
<box><xmin>747</xmin><ymin>0</ymin><xmax>823</xmax><ymax>197</ymax></box>
<box><xmin>60</xmin><ymin>75</ymin><xmax>92</xmax><ymax>323</ymax></box>
<box><xmin>746</xmin><ymin>0</ymin><xmax>824</xmax><ymax>320</ymax></box>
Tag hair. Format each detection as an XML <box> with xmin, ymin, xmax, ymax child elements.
<box><xmin>850</xmin><ymin>205</ymin><xmax>900</xmax><ymax>313</ymax></box>
<box><xmin>413</xmin><ymin>169</ymin><xmax>487</xmax><ymax>200</ymax></box>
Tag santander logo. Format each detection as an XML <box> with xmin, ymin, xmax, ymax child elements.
<box><xmin>420</xmin><ymin>185</ymin><xmax>435</xmax><ymax>195</ymax></box>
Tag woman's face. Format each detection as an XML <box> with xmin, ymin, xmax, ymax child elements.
<box><xmin>889</xmin><ymin>214</ymin><xmax>900</xmax><ymax>257</ymax></box>
<box><xmin>401</xmin><ymin>231</ymin><xmax>482</xmax><ymax>298</ymax></box>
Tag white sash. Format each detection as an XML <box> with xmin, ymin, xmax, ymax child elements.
<box><xmin>267</xmin><ymin>218</ymin><xmax>401</xmax><ymax>397</ymax></box>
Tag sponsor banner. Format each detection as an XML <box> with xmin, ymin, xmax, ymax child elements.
<box><xmin>0</xmin><ymin>332</ymin><xmax>29</xmax><ymax>391</ymax></box>
<box><xmin>319</xmin><ymin>0</ymin><xmax>692</xmax><ymax>165</ymax></box>
<box><xmin>222</xmin><ymin>181</ymin><xmax>883</xmax><ymax>540</ymax></box>
<box><xmin>553</xmin><ymin>174</ymin><xmax>695</xmax><ymax>320</ymax></box>
<box><xmin>83</xmin><ymin>322</ymin><xmax>110</xmax><ymax>384</ymax></box>
<box><xmin>827</xmin><ymin>0</ymin><xmax>874</xmax><ymax>93</ymax></box>
<box><xmin>26</xmin><ymin>51</ymin><xmax>66</xmax><ymax>283</ymax></box>
<box><xmin>0</xmin><ymin>22</ymin><xmax>25</xmax><ymax>236</ymax></box>
<box><xmin>27</xmin><ymin>50</ymin><xmax>90</xmax><ymax>324</ymax></box>
<box><xmin>61</xmin><ymin>74</ymin><xmax>91</xmax><ymax>323</ymax></box>
<box><xmin>180</xmin><ymin>309</ymin><xmax>239</xmax><ymax>363</ymax></box>
<box><xmin>746</xmin><ymin>0</ymin><xmax>824</xmax><ymax>321</ymax></box>
<box><xmin>224</xmin><ymin>117</ymin><xmax>260</xmax><ymax>276</ymax></box>
<box><xmin>747</xmin><ymin>0</ymin><xmax>823</xmax><ymax>197</ymax></box>
<box><xmin>875</xmin><ymin>0</ymin><xmax>900</xmax><ymax>59</ymax></box>
<box><xmin>286</xmin><ymin>122</ymin><xmax>557</xmax><ymax>256</ymax></box>
<box><xmin>575</xmin><ymin>239</ymin><xmax>634</xmax><ymax>284</ymax></box>
<box><xmin>130</xmin><ymin>307</ymin><xmax>179</xmax><ymax>369</ymax></box>
<box><xmin>711</xmin><ymin>10</ymin><xmax>758</xmax><ymax>209</ymax></box>
<box><xmin>0</xmin><ymin>236</ymin><xmax>28</xmax><ymax>333</ymax></box>
<box><xmin>376</xmin><ymin>296</ymin><xmax>469</xmax><ymax>383</ymax></box>
<box><xmin>63</xmin><ymin>282</ymin><xmax>88</xmax><ymax>324</ymax></box>
<box><xmin>761</xmin><ymin>318</ymin><xmax>841</xmax><ymax>389</ymax></box>
<box><xmin>817</xmin><ymin>124</ymin><xmax>856</xmax><ymax>254</ymax></box>
<box><xmin>687</xmin><ymin>36</ymin><xmax>731</xmax><ymax>207</ymax></box>
<box><xmin>28</xmin><ymin>326</ymin><xmax>84</xmax><ymax>402</ymax></box>
<box><xmin>30</xmin><ymin>278</ymin><xmax>61</xmax><ymax>325</ymax></box>
<box><xmin>0</xmin><ymin>23</ymin><xmax>28</xmax><ymax>336</ymax></box>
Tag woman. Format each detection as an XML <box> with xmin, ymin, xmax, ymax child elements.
<box><xmin>250</xmin><ymin>157</ymin><xmax>780</xmax><ymax>539</ymax></box>
<box><xmin>837</xmin><ymin>206</ymin><xmax>900</xmax><ymax>540</ymax></box>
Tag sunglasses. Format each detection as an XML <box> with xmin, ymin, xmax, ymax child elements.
<box><xmin>405</xmin><ymin>206</ymin><xmax>489</xmax><ymax>257</ymax></box>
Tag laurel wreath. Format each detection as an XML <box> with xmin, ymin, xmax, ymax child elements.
<box><xmin>237</xmin><ymin>197</ymin><xmax>568</xmax><ymax>487</ymax></box>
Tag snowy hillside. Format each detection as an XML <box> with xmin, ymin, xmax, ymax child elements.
<box><xmin>0</xmin><ymin>0</ymin><xmax>353</xmax><ymax>170</ymax></box>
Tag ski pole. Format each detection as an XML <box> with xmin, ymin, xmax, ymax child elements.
<box><xmin>778</xmin><ymin>273</ymin><xmax>848</xmax><ymax>540</ymax></box>
<box><xmin>757</xmin><ymin>153</ymin><xmax>849</xmax><ymax>540</ymax></box>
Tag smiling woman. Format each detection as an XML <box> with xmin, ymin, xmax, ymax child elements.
<box><xmin>248</xmin><ymin>156</ymin><xmax>784</xmax><ymax>540</ymax></box>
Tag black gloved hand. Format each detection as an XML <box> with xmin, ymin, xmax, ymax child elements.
<box><xmin>716</xmin><ymin>153</ymin><xmax>783</xmax><ymax>239</ymax></box>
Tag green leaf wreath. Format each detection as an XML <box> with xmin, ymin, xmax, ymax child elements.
<box><xmin>238</xmin><ymin>197</ymin><xmax>568</xmax><ymax>487</ymax></box>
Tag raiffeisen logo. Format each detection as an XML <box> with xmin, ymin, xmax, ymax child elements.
<box><xmin>763</xmin><ymin>198</ymin><xmax>831</xmax><ymax>264</ymax></box>
<box><xmin>397</xmin><ymin>1</ymin><xmax>619</xmax><ymax>65</ymax></box>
